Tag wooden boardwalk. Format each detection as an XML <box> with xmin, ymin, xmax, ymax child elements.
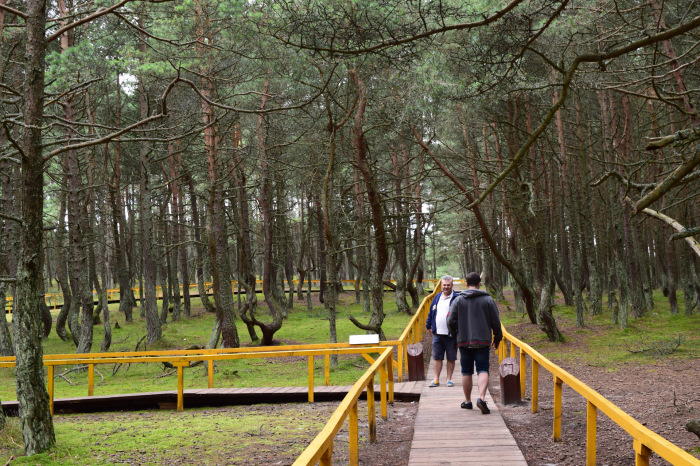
<box><xmin>0</xmin><ymin>382</ymin><xmax>423</xmax><ymax>416</ymax></box>
<box><xmin>408</xmin><ymin>356</ymin><xmax>527</xmax><ymax>465</ymax></box>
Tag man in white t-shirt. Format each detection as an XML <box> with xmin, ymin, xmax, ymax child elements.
<box><xmin>425</xmin><ymin>276</ymin><xmax>458</xmax><ymax>387</ymax></box>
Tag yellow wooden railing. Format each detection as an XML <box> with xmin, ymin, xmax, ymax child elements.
<box><xmin>497</xmin><ymin>328</ymin><xmax>699</xmax><ymax>466</ymax></box>
<box><xmin>293</xmin><ymin>347</ymin><xmax>394</xmax><ymax>466</ymax></box>
<box><xmin>5</xmin><ymin>279</ymin><xmax>439</xmax><ymax>313</ymax></box>
<box><xmin>0</xmin><ymin>343</ymin><xmax>395</xmax><ymax>417</ymax></box>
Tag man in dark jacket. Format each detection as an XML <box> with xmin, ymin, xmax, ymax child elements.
<box><xmin>447</xmin><ymin>272</ymin><xmax>502</xmax><ymax>414</ymax></box>
<box><xmin>425</xmin><ymin>276</ymin><xmax>458</xmax><ymax>387</ymax></box>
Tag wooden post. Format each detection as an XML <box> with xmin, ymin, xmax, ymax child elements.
<box><xmin>367</xmin><ymin>376</ymin><xmax>376</xmax><ymax>443</ymax></box>
<box><xmin>349</xmin><ymin>402</ymin><xmax>359</xmax><ymax>465</ymax></box>
<box><xmin>387</xmin><ymin>356</ymin><xmax>394</xmax><ymax>404</ymax></box>
<box><xmin>633</xmin><ymin>439</ymin><xmax>651</xmax><ymax>466</ymax></box>
<box><xmin>379</xmin><ymin>365</ymin><xmax>387</xmax><ymax>420</ymax></box>
<box><xmin>48</xmin><ymin>365</ymin><xmax>54</xmax><ymax>415</ymax></box>
<box><xmin>532</xmin><ymin>360</ymin><xmax>539</xmax><ymax>413</ymax></box>
<box><xmin>308</xmin><ymin>356</ymin><xmax>314</xmax><ymax>402</ymax></box>
<box><xmin>177</xmin><ymin>364</ymin><xmax>185</xmax><ymax>411</ymax></box>
<box><xmin>320</xmin><ymin>441</ymin><xmax>333</xmax><ymax>466</ymax></box>
<box><xmin>397</xmin><ymin>342</ymin><xmax>404</xmax><ymax>382</ymax></box>
<box><xmin>553</xmin><ymin>375</ymin><xmax>562</xmax><ymax>441</ymax></box>
<box><xmin>587</xmin><ymin>401</ymin><xmax>597</xmax><ymax>465</ymax></box>
<box><xmin>519</xmin><ymin>349</ymin><xmax>526</xmax><ymax>399</ymax></box>
<box><xmin>324</xmin><ymin>353</ymin><xmax>330</xmax><ymax>386</ymax></box>
<box><xmin>88</xmin><ymin>363</ymin><xmax>94</xmax><ymax>396</ymax></box>
<box><xmin>208</xmin><ymin>360</ymin><xmax>214</xmax><ymax>388</ymax></box>
<box><xmin>509</xmin><ymin>340</ymin><xmax>515</xmax><ymax>358</ymax></box>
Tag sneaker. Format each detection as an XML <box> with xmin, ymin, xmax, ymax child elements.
<box><xmin>446</xmin><ymin>380</ymin><xmax>454</xmax><ymax>387</ymax></box>
<box><xmin>476</xmin><ymin>398</ymin><xmax>490</xmax><ymax>414</ymax></box>
<box><xmin>461</xmin><ymin>401</ymin><xmax>473</xmax><ymax>410</ymax></box>
<box><xmin>428</xmin><ymin>381</ymin><xmax>439</xmax><ymax>387</ymax></box>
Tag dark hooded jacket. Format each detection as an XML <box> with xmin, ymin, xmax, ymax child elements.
<box><xmin>447</xmin><ymin>289</ymin><xmax>503</xmax><ymax>348</ymax></box>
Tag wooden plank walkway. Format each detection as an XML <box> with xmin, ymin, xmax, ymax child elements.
<box><xmin>0</xmin><ymin>382</ymin><xmax>423</xmax><ymax>416</ymax></box>
<box><xmin>408</xmin><ymin>356</ymin><xmax>527</xmax><ymax>465</ymax></box>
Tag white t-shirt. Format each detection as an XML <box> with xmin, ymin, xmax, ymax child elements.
<box><xmin>435</xmin><ymin>293</ymin><xmax>451</xmax><ymax>335</ymax></box>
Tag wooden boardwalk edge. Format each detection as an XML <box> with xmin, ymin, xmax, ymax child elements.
<box><xmin>0</xmin><ymin>381</ymin><xmax>422</xmax><ymax>416</ymax></box>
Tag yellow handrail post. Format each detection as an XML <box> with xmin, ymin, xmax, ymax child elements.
<box><xmin>532</xmin><ymin>360</ymin><xmax>539</xmax><ymax>413</ymax></box>
<box><xmin>48</xmin><ymin>365</ymin><xmax>54</xmax><ymax>415</ymax></box>
<box><xmin>324</xmin><ymin>354</ymin><xmax>330</xmax><ymax>386</ymax></box>
<box><xmin>633</xmin><ymin>439</ymin><xmax>651</xmax><ymax>466</ymax></box>
<box><xmin>349</xmin><ymin>402</ymin><xmax>359</xmax><ymax>465</ymax></box>
<box><xmin>208</xmin><ymin>360</ymin><xmax>214</xmax><ymax>388</ymax></box>
<box><xmin>379</xmin><ymin>365</ymin><xmax>387</xmax><ymax>420</ymax></box>
<box><xmin>397</xmin><ymin>341</ymin><xmax>404</xmax><ymax>382</ymax></box>
<box><xmin>88</xmin><ymin>363</ymin><xmax>94</xmax><ymax>396</ymax></box>
<box><xmin>553</xmin><ymin>375</ymin><xmax>562</xmax><ymax>441</ymax></box>
<box><xmin>319</xmin><ymin>442</ymin><xmax>333</xmax><ymax>466</ymax></box>
<box><xmin>177</xmin><ymin>363</ymin><xmax>185</xmax><ymax>412</ymax></box>
<box><xmin>519</xmin><ymin>349</ymin><xmax>526</xmax><ymax>399</ymax></box>
<box><xmin>509</xmin><ymin>340</ymin><xmax>515</xmax><ymax>358</ymax></box>
<box><xmin>586</xmin><ymin>401</ymin><xmax>597</xmax><ymax>465</ymax></box>
<box><xmin>308</xmin><ymin>356</ymin><xmax>314</xmax><ymax>402</ymax></box>
<box><xmin>367</xmin><ymin>375</ymin><xmax>376</xmax><ymax>443</ymax></box>
<box><xmin>387</xmin><ymin>355</ymin><xmax>394</xmax><ymax>404</ymax></box>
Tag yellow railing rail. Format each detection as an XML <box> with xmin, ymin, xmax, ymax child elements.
<box><xmin>293</xmin><ymin>347</ymin><xmax>394</xmax><ymax>466</ymax></box>
<box><xmin>5</xmin><ymin>279</ymin><xmax>439</xmax><ymax>313</ymax></box>
<box><xmin>497</xmin><ymin>327</ymin><xmax>699</xmax><ymax>466</ymax></box>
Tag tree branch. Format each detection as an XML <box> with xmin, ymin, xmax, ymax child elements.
<box><xmin>625</xmin><ymin>198</ymin><xmax>700</xmax><ymax>258</ymax></box>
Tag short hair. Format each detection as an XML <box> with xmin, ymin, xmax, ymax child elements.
<box><xmin>441</xmin><ymin>275</ymin><xmax>453</xmax><ymax>283</ymax></box>
<box><xmin>465</xmin><ymin>272</ymin><xmax>481</xmax><ymax>286</ymax></box>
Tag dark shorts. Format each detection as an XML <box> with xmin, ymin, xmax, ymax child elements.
<box><xmin>432</xmin><ymin>334</ymin><xmax>457</xmax><ymax>361</ymax></box>
<box><xmin>459</xmin><ymin>346</ymin><xmax>490</xmax><ymax>375</ymax></box>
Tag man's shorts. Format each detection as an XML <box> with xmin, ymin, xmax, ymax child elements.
<box><xmin>459</xmin><ymin>346</ymin><xmax>490</xmax><ymax>375</ymax></box>
<box><xmin>432</xmin><ymin>334</ymin><xmax>457</xmax><ymax>361</ymax></box>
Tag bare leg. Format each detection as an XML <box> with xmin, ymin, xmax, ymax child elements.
<box><xmin>446</xmin><ymin>360</ymin><xmax>455</xmax><ymax>382</ymax></box>
<box><xmin>477</xmin><ymin>372</ymin><xmax>489</xmax><ymax>400</ymax></box>
<box><xmin>462</xmin><ymin>375</ymin><xmax>473</xmax><ymax>402</ymax></box>
<box><xmin>433</xmin><ymin>359</ymin><xmax>443</xmax><ymax>382</ymax></box>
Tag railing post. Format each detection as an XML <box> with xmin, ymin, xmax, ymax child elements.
<box><xmin>387</xmin><ymin>355</ymin><xmax>394</xmax><ymax>404</ymax></box>
<box><xmin>509</xmin><ymin>340</ymin><xmax>515</xmax><ymax>358</ymax></box>
<box><xmin>379</xmin><ymin>365</ymin><xmax>387</xmax><ymax>420</ymax></box>
<box><xmin>397</xmin><ymin>342</ymin><xmax>404</xmax><ymax>383</ymax></box>
<box><xmin>48</xmin><ymin>365</ymin><xmax>54</xmax><ymax>415</ymax></box>
<box><xmin>324</xmin><ymin>353</ymin><xmax>330</xmax><ymax>386</ymax></box>
<box><xmin>308</xmin><ymin>356</ymin><xmax>314</xmax><ymax>402</ymax></box>
<box><xmin>633</xmin><ymin>439</ymin><xmax>651</xmax><ymax>466</ymax></box>
<box><xmin>88</xmin><ymin>363</ymin><xmax>95</xmax><ymax>396</ymax></box>
<box><xmin>320</xmin><ymin>441</ymin><xmax>333</xmax><ymax>466</ymax></box>
<box><xmin>208</xmin><ymin>360</ymin><xmax>214</xmax><ymax>388</ymax></box>
<box><xmin>519</xmin><ymin>349</ymin><xmax>526</xmax><ymax>399</ymax></box>
<box><xmin>177</xmin><ymin>363</ymin><xmax>185</xmax><ymax>411</ymax></box>
<box><xmin>553</xmin><ymin>375</ymin><xmax>562</xmax><ymax>441</ymax></box>
<box><xmin>586</xmin><ymin>401</ymin><xmax>597</xmax><ymax>465</ymax></box>
<box><xmin>367</xmin><ymin>375</ymin><xmax>376</xmax><ymax>443</ymax></box>
<box><xmin>349</xmin><ymin>402</ymin><xmax>359</xmax><ymax>465</ymax></box>
<box><xmin>532</xmin><ymin>360</ymin><xmax>539</xmax><ymax>413</ymax></box>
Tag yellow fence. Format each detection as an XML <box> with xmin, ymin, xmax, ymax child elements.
<box><xmin>0</xmin><ymin>343</ymin><xmax>395</xmax><ymax>417</ymax></box>
<box><xmin>4</xmin><ymin>279</ymin><xmax>439</xmax><ymax>313</ymax></box>
<box><xmin>497</xmin><ymin>329</ymin><xmax>699</xmax><ymax>466</ymax></box>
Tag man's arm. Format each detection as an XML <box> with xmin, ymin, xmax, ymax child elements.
<box><xmin>490</xmin><ymin>300</ymin><xmax>503</xmax><ymax>347</ymax></box>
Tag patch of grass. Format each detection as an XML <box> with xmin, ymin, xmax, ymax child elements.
<box><xmin>501</xmin><ymin>290</ymin><xmax>700</xmax><ymax>369</ymax></box>
<box><xmin>2</xmin><ymin>405</ymin><xmax>333</xmax><ymax>465</ymax></box>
